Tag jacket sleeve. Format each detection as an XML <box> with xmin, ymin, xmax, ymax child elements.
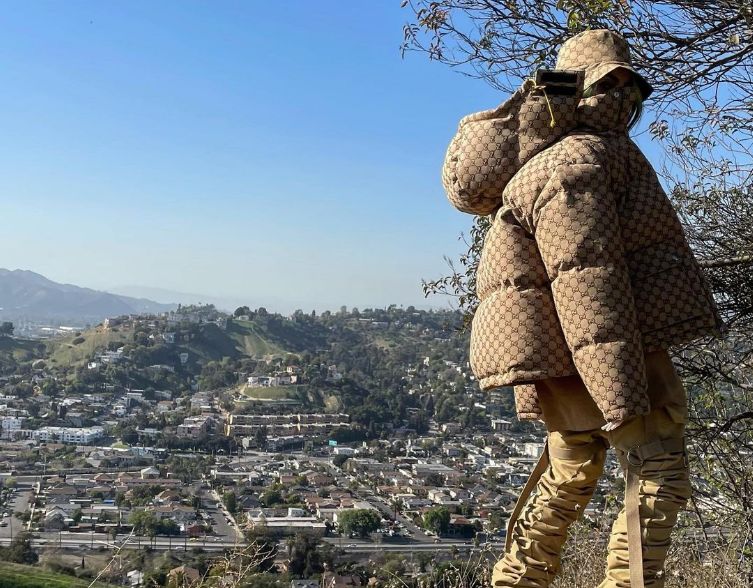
<box><xmin>441</xmin><ymin>117</ymin><xmax>506</xmax><ymax>216</ymax></box>
<box><xmin>532</xmin><ymin>162</ymin><xmax>650</xmax><ymax>422</ymax></box>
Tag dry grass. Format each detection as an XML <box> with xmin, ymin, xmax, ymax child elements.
<box><xmin>554</xmin><ymin>524</ymin><xmax>751</xmax><ymax>588</ymax></box>
<box><xmin>379</xmin><ymin>524</ymin><xmax>750</xmax><ymax>588</ymax></box>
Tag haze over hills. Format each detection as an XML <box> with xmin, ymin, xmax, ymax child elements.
<box><xmin>107</xmin><ymin>285</ymin><xmax>255</xmax><ymax>314</ymax></box>
<box><xmin>0</xmin><ymin>268</ymin><xmax>176</xmax><ymax>323</ymax></box>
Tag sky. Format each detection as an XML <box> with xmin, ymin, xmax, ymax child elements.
<box><xmin>0</xmin><ymin>2</ymin><xmax>663</xmax><ymax>313</ymax></box>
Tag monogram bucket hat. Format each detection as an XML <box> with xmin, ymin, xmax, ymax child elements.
<box><xmin>555</xmin><ymin>29</ymin><xmax>653</xmax><ymax>99</ymax></box>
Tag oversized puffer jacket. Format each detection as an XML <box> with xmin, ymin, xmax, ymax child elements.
<box><xmin>443</xmin><ymin>83</ymin><xmax>722</xmax><ymax>423</ymax></box>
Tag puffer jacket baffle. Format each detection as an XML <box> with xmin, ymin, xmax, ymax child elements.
<box><xmin>442</xmin><ymin>79</ymin><xmax>722</xmax><ymax>423</ymax></box>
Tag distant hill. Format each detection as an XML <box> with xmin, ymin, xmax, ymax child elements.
<box><xmin>0</xmin><ymin>269</ymin><xmax>176</xmax><ymax>323</ymax></box>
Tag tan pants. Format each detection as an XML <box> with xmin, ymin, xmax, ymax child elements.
<box><xmin>492</xmin><ymin>409</ymin><xmax>690</xmax><ymax>588</ymax></box>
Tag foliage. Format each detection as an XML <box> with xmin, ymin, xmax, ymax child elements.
<box><xmin>128</xmin><ymin>510</ymin><xmax>180</xmax><ymax>536</ymax></box>
<box><xmin>0</xmin><ymin>532</ymin><xmax>38</xmax><ymax>565</ymax></box>
<box><xmin>0</xmin><ymin>561</ymin><xmax>115</xmax><ymax>588</ymax></box>
<box><xmin>423</xmin><ymin>506</ymin><xmax>451</xmax><ymax>535</ymax></box>
<box><xmin>332</xmin><ymin>454</ymin><xmax>350</xmax><ymax>468</ymax></box>
<box><xmin>337</xmin><ymin>508</ymin><xmax>382</xmax><ymax>538</ymax></box>
<box><xmin>286</xmin><ymin>534</ymin><xmax>325</xmax><ymax>578</ymax></box>
<box><xmin>223</xmin><ymin>490</ymin><xmax>238</xmax><ymax>514</ymax></box>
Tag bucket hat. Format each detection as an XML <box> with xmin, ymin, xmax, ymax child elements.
<box><xmin>555</xmin><ymin>29</ymin><xmax>653</xmax><ymax>99</ymax></box>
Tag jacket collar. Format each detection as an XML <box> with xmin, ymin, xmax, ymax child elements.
<box><xmin>576</xmin><ymin>86</ymin><xmax>641</xmax><ymax>133</ymax></box>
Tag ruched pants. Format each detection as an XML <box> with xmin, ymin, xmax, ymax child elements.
<box><xmin>491</xmin><ymin>408</ymin><xmax>690</xmax><ymax>588</ymax></box>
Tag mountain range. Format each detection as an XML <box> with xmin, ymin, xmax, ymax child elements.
<box><xmin>0</xmin><ymin>268</ymin><xmax>176</xmax><ymax>323</ymax></box>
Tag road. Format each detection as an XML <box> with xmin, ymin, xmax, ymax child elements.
<box><xmin>0</xmin><ymin>531</ymin><xmax>498</xmax><ymax>554</ymax></box>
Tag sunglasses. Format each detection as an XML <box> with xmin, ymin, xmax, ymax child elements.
<box><xmin>590</xmin><ymin>72</ymin><xmax>636</xmax><ymax>95</ymax></box>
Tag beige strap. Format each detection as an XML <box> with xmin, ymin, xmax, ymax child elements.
<box><xmin>617</xmin><ymin>435</ymin><xmax>686</xmax><ymax>588</ymax></box>
<box><xmin>617</xmin><ymin>451</ymin><xmax>645</xmax><ymax>588</ymax></box>
<box><xmin>629</xmin><ymin>437</ymin><xmax>685</xmax><ymax>463</ymax></box>
<box><xmin>548</xmin><ymin>439</ymin><xmax>606</xmax><ymax>460</ymax></box>
<box><xmin>505</xmin><ymin>441</ymin><xmax>550</xmax><ymax>552</ymax></box>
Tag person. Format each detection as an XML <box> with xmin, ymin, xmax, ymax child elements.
<box><xmin>442</xmin><ymin>29</ymin><xmax>722</xmax><ymax>588</ymax></box>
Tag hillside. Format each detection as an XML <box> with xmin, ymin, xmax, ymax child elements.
<box><xmin>11</xmin><ymin>305</ymin><xmax>480</xmax><ymax>435</ymax></box>
<box><xmin>0</xmin><ymin>336</ymin><xmax>46</xmax><ymax>374</ymax></box>
<box><xmin>0</xmin><ymin>269</ymin><xmax>176</xmax><ymax>324</ymax></box>
<box><xmin>0</xmin><ymin>561</ymin><xmax>115</xmax><ymax>588</ymax></box>
<box><xmin>47</xmin><ymin>312</ymin><xmax>332</xmax><ymax>369</ymax></box>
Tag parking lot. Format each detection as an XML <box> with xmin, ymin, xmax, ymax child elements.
<box><xmin>0</xmin><ymin>489</ymin><xmax>32</xmax><ymax>540</ymax></box>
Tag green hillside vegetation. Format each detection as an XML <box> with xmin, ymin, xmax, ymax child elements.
<box><xmin>0</xmin><ymin>337</ymin><xmax>46</xmax><ymax>373</ymax></box>
<box><xmin>47</xmin><ymin>315</ymin><xmax>325</xmax><ymax>371</ymax></box>
<box><xmin>0</xmin><ymin>561</ymin><xmax>115</xmax><ymax>588</ymax></box>
<box><xmin>209</xmin><ymin>321</ymin><xmax>287</xmax><ymax>359</ymax></box>
<box><xmin>48</xmin><ymin>329</ymin><xmax>129</xmax><ymax>367</ymax></box>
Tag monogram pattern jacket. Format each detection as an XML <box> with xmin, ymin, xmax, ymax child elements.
<box><xmin>443</xmin><ymin>85</ymin><xmax>721</xmax><ymax>423</ymax></box>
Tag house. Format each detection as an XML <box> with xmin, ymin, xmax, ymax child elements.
<box><xmin>167</xmin><ymin>566</ymin><xmax>201</xmax><ymax>588</ymax></box>
<box><xmin>46</xmin><ymin>485</ymin><xmax>79</xmax><ymax>497</ymax></box>
<box><xmin>237</xmin><ymin>494</ymin><xmax>260</xmax><ymax>510</ymax></box>
<box><xmin>322</xmin><ymin>573</ymin><xmax>363</xmax><ymax>587</ymax></box>
<box><xmin>44</xmin><ymin>508</ymin><xmax>68</xmax><ymax>531</ymax></box>
<box><xmin>491</xmin><ymin>418</ymin><xmax>512</xmax><ymax>432</ymax></box>
<box><xmin>155</xmin><ymin>490</ymin><xmax>181</xmax><ymax>504</ymax></box>
<box><xmin>150</xmin><ymin>504</ymin><xmax>197</xmax><ymax>525</ymax></box>
<box><xmin>140</xmin><ymin>466</ymin><xmax>160</xmax><ymax>479</ymax></box>
<box><xmin>184</xmin><ymin>523</ymin><xmax>206</xmax><ymax>537</ymax></box>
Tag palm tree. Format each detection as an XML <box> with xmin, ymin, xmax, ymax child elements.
<box><xmin>389</xmin><ymin>498</ymin><xmax>403</xmax><ymax>520</ymax></box>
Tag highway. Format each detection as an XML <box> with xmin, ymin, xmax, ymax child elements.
<box><xmin>0</xmin><ymin>531</ymin><xmax>502</xmax><ymax>555</ymax></box>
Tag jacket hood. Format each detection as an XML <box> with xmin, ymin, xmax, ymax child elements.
<box><xmin>443</xmin><ymin>76</ymin><xmax>640</xmax><ymax>216</ymax></box>
<box><xmin>443</xmin><ymin>77</ymin><xmax>583</xmax><ymax>215</ymax></box>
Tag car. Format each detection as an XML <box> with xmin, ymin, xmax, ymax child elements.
<box><xmin>2</xmin><ymin>513</ymin><xmax>8</xmax><ymax>518</ymax></box>
<box><xmin>0</xmin><ymin>521</ymin><xmax>8</xmax><ymax>527</ymax></box>
<box><xmin>190</xmin><ymin>537</ymin><xmax>199</xmax><ymax>542</ymax></box>
<box><xmin>346</xmin><ymin>543</ymin><xmax>358</xmax><ymax>548</ymax></box>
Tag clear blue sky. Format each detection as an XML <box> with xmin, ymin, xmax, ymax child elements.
<box><xmin>0</xmin><ymin>2</ymin><xmax>662</xmax><ymax>313</ymax></box>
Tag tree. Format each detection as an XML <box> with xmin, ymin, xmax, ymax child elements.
<box><xmin>223</xmin><ymin>490</ymin><xmax>238</xmax><ymax>514</ymax></box>
<box><xmin>423</xmin><ymin>506</ymin><xmax>451</xmax><ymax>535</ymax></box>
<box><xmin>425</xmin><ymin>472</ymin><xmax>445</xmax><ymax>488</ymax></box>
<box><xmin>0</xmin><ymin>531</ymin><xmax>38</xmax><ymax>564</ymax></box>
<box><xmin>332</xmin><ymin>454</ymin><xmax>350</xmax><ymax>468</ymax></box>
<box><xmin>254</xmin><ymin>425</ymin><xmax>268</xmax><ymax>450</ymax></box>
<box><xmin>158</xmin><ymin>518</ymin><xmax>180</xmax><ymax>536</ymax></box>
<box><xmin>287</xmin><ymin>534</ymin><xmax>323</xmax><ymax>577</ymax></box>
<box><xmin>0</xmin><ymin>322</ymin><xmax>14</xmax><ymax>337</ymax></box>
<box><xmin>488</xmin><ymin>510</ymin><xmax>506</xmax><ymax>533</ymax></box>
<box><xmin>128</xmin><ymin>510</ymin><xmax>160</xmax><ymax>536</ymax></box>
<box><xmin>259</xmin><ymin>488</ymin><xmax>282</xmax><ymax>508</ymax></box>
<box><xmin>337</xmin><ymin>508</ymin><xmax>382</xmax><ymax>539</ymax></box>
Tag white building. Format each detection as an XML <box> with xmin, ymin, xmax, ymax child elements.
<box><xmin>524</xmin><ymin>442</ymin><xmax>545</xmax><ymax>459</ymax></box>
<box><xmin>31</xmin><ymin>426</ymin><xmax>104</xmax><ymax>444</ymax></box>
<box><xmin>0</xmin><ymin>416</ymin><xmax>25</xmax><ymax>440</ymax></box>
